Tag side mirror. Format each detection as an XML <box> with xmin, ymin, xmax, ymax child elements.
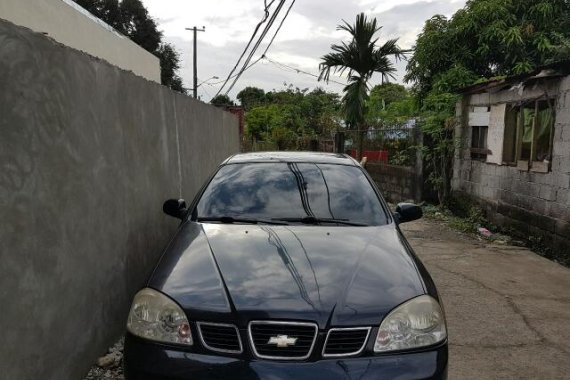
<box><xmin>163</xmin><ymin>199</ymin><xmax>187</xmax><ymax>219</ymax></box>
<box><xmin>394</xmin><ymin>203</ymin><xmax>423</xmax><ymax>224</ymax></box>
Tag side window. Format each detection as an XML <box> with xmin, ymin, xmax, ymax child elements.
<box><xmin>502</xmin><ymin>105</ymin><xmax>519</xmax><ymax>164</ymax></box>
<box><xmin>501</xmin><ymin>99</ymin><xmax>555</xmax><ymax>172</ymax></box>
<box><xmin>471</xmin><ymin>125</ymin><xmax>489</xmax><ymax>161</ymax></box>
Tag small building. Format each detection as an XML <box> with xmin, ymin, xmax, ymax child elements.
<box><xmin>453</xmin><ymin>61</ymin><xmax>570</xmax><ymax>253</ymax></box>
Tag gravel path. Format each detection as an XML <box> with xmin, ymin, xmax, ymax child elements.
<box><xmin>84</xmin><ymin>338</ymin><xmax>124</xmax><ymax>380</ymax></box>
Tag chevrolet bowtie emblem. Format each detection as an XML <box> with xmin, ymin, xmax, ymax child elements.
<box><xmin>268</xmin><ymin>335</ymin><xmax>298</xmax><ymax>348</ymax></box>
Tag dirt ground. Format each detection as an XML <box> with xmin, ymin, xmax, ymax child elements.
<box><xmin>401</xmin><ymin>218</ymin><xmax>570</xmax><ymax>379</ymax></box>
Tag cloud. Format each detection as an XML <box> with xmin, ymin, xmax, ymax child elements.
<box><xmin>142</xmin><ymin>0</ymin><xmax>466</xmax><ymax>100</ymax></box>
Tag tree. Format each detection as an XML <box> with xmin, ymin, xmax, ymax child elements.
<box><xmin>406</xmin><ymin>0</ymin><xmax>570</xmax><ymax>98</ymax></box>
<box><xmin>367</xmin><ymin>83</ymin><xmax>410</xmax><ymax>124</ymax></box>
<box><xmin>210</xmin><ymin>94</ymin><xmax>235</xmax><ymax>107</ymax></box>
<box><xmin>245</xmin><ymin>105</ymin><xmax>281</xmax><ymax>141</ymax></box>
<box><xmin>402</xmin><ymin>0</ymin><xmax>570</xmax><ymax>205</ymax></box>
<box><xmin>72</xmin><ymin>0</ymin><xmax>186</xmax><ymax>93</ymax></box>
<box><xmin>237</xmin><ymin>87</ymin><xmax>266</xmax><ymax>111</ymax></box>
<box><xmin>156</xmin><ymin>44</ymin><xmax>186</xmax><ymax>93</ymax></box>
<box><xmin>369</xmin><ymin>83</ymin><xmax>408</xmax><ymax>107</ymax></box>
<box><xmin>319</xmin><ymin>13</ymin><xmax>405</xmax><ymax>159</ymax></box>
<box><xmin>119</xmin><ymin>0</ymin><xmax>162</xmax><ymax>52</ymax></box>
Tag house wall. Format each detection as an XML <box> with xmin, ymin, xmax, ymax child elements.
<box><xmin>0</xmin><ymin>20</ymin><xmax>239</xmax><ymax>380</ymax></box>
<box><xmin>0</xmin><ymin>0</ymin><xmax>160</xmax><ymax>82</ymax></box>
<box><xmin>453</xmin><ymin>76</ymin><xmax>570</xmax><ymax>252</ymax></box>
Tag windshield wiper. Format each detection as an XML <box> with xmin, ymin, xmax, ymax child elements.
<box><xmin>272</xmin><ymin>216</ymin><xmax>369</xmax><ymax>226</ymax></box>
<box><xmin>196</xmin><ymin>216</ymin><xmax>289</xmax><ymax>225</ymax></box>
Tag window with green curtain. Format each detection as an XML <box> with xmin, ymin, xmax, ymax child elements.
<box><xmin>520</xmin><ymin>104</ymin><xmax>535</xmax><ymax>161</ymax></box>
<box><xmin>534</xmin><ymin>101</ymin><xmax>554</xmax><ymax>162</ymax></box>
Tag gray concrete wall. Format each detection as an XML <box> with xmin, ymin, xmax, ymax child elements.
<box><xmin>0</xmin><ymin>20</ymin><xmax>239</xmax><ymax>380</ymax></box>
<box><xmin>0</xmin><ymin>0</ymin><xmax>161</xmax><ymax>82</ymax></box>
<box><xmin>367</xmin><ymin>163</ymin><xmax>422</xmax><ymax>203</ymax></box>
<box><xmin>452</xmin><ymin>76</ymin><xmax>570</xmax><ymax>253</ymax></box>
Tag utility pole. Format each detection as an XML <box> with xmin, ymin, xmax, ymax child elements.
<box><xmin>185</xmin><ymin>26</ymin><xmax>205</xmax><ymax>98</ymax></box>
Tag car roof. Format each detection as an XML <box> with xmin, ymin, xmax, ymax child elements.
<box><xmin>223</xmin><ymin>152</ymin><xmax>360</xmax><ymax>166</ymax></box>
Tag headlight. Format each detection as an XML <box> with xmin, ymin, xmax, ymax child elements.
<box><xmin>374</xmin><ymin>295</ymin><xmax>446</xmax><ymax>353</ymax></box>
<box><xmin>127</xmin><ymin>288</ymin><xmax>192</xmax><ymax>345</ymax></box>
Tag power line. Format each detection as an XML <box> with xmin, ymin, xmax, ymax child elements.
<box><xmin>223</xmin><ymin>0</ymin><xmax>287</xmax><ymax>95</ymax></box>
<box><xmin>208</xmin><ymin>56</ymin><xmax>264</xmax><ymax>86</ymax></box>
<box><xmin>264</xmin><ymin>55</ymin><xmax>347</xmax><ymax>86</ymax></box>
<box><xmin>214</xmin><ymin>0</ymin><xmax>277</xmax><ymax>96</ymax></box>
<box><xmin>261</xmin><ymin>0</ymin><xmax>296</xmax><ymax>57</ymax></box>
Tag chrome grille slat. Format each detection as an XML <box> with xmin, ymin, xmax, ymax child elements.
<box><xmin>248</xmin><ymin>321</ymin><xmax>318</xmax><ymax>360</ymax></box>
<box><xmin>197</xmin><ymin>322</ymin><xmax>243</xmax><ymax>354</ymax></box>
<box><xmin>322</xmin><ymin>327</ymin><xmax>371</xmax><ymax>357</ymax></box>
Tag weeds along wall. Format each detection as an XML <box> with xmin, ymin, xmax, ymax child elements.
<box><xmin>0</xmin><ymin>19</ymin><xmax>239</xmax><ymax>380</ymax></box>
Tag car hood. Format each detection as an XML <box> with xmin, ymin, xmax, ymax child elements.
<box><xmin>149</xmin><ymin>222</ymin><xmax>425</xmax><ymax>328</ymax></box>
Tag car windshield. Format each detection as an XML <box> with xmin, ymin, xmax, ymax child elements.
<box><xmin>194</xmin><ymin>162</ymin><xmax>388</xmax><ymax>226</ymax></box>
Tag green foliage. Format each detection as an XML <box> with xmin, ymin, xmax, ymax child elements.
<box><xmin>156</xmin><ymin>44</ymin><xmax>186</xmax><ymax>93</ymax></box>
<box><xmin>432</xmin><ymin>65</ymin><xmax>479</xmax><ymax>94</ymax></box>
<box><xmin>367</xmin><ymin>84</ymin><xmax>414</xmax><ymax>124</ymax></box>
<box><xmin>210</xmin><ymin>94</ymin><xmax>235</xmax><ymax>107</ymax></box>
<box><xmin>236</xmin><ymin>87</ymin><xmax>266</xmax><ymax>111</ymax></box>
<box><xmin>406</xmin><ymin>0</ymin><xmax>570</xmax><ymax>97</ymax></box>
<box><xmin>404</xmin><ymin>1</ymin><xmax>570</xmax><ymax>203</ymax></box>
<box><xmin>419</xmin><ymin>90</ymin><xmax>460</xmax><ymax>204</ymax></box>
<box><xmin>369</xmin><ymin>83</ymin><xmax>409</xmax><ymax>107</ymax></box>
<box><xmin>243</xmin><ymin>86</ymin><xmax>341</xmax><ymax>147</ymax></box>
<box><xmin>73</xmin><ymin>0</ymin><xmax>186</xmax><ymax>93</ymax></box>
<box><xmin>547</xmin><ymin>37</ymin><xmax>570</xmax><ymax>63</ymax></box>
<box><xmin>271</xmin><ymin>126</ymin><xmax>297</xmax><ymax>151</ymax></box>
<box><xmin>319</xmin><ymin>13</ymin><xmax>406</xmax><ymax>159</ymax></box>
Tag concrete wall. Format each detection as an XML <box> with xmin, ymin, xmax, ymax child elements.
<box><xmin>0</xmin><ymin>19</ymin><xmax>239</xmax><ymax>380</ymax></box>
<box><xmin>453</xmin><ymin>76</ymin><xmax>570</xmax><ymax>253</ymax></box>
<box><xmin>367</xmin><ymin>163</ymin><xmax>422</xmax><ymax>203</ymax></box>
<box><xmin>0</xmin><ymin>0</ymin><xmax>160</xmax><ymax>82</ymax></box>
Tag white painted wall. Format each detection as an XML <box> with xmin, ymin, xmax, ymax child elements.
<box><xmin>487</xmin><ymin>104</ymin><xmax>506</xmax><ymax>164</ymax></box>
<box><xmin>0</xmin><ymin>0</ymin><xmax>160</xmax><ymax>82</ymax></box>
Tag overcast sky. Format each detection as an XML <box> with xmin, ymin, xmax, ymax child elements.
<box><xmin>142</xmin><ymin>0</ymin><xmax>466</xmax><ymax>101</ymax></box>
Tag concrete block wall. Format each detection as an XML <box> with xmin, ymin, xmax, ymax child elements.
<box><xmin>0</xmin><ymin>20</ymin><xmax>239</xmax><ymax>380</ymax></box>
<box><xmin>367</xmin><ymin>163</ymin><xmax>421</xmax><ymax>203</ymax></box>
<box><xmin>453</xmin><ymin>76</ymin><xmax>570</xmax><ymax>253</ymax></box>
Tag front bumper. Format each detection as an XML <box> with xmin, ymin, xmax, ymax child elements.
<box><xmin>124</xmin><ymin>333</ymin><xmax>448</xmax><ymax>380</ymax></box>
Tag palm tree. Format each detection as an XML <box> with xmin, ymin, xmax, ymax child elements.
<box><xmin>319</xmin><ymin>13</ymin><xmax>405</xmax><ymax>160</ymax></box>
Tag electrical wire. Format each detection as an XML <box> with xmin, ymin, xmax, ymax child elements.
<box><xmin>219</xmin><ymin>0</ymin><xmax>296</xmax><ymax>95</ymax></box>
<box><xmin>208</xmin><ymin>56</ymin><xmax>264</xmax><ymax>86</ymax></box>
<box><xmin>213</xmin><ymin>0</ymin><xmax>277</xmax><ymax>96</ymax></box>
<box><xmin>264</xmin><ymin>55</ymin><xmax>347</xmax><ymax>86</ymax></box>
<box><xmin>223</xmin><ymin>0</ymin><xmax>287</xmax><ymax>95</ymax></box>
<box><xmin>260</xmin><ymin>0</ymin><xmax>296</xmax><ymax>57</ymax></box>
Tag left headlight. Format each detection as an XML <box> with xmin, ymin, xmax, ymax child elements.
<box><xmin>374</xmin><ymin>295</ymin><xmax>446</xmax><ymax>353</ymax></box>
<box><xmin>127</xmin><ymin>288</ymin><xmax>193</xmax><ymax>345</ymax></box>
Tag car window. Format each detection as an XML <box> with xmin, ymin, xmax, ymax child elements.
<box><xmin>194</xmin><ymin>162</ymin><xmax>388</xmax><ymax>226</ymax></box>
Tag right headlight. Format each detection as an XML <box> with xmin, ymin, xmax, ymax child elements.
<box><xmin>374</xmin><ymin>295</ymin><xmax>447</xmax><ymax>353</ymax></box>
<box><xmin>127</xmin><ymin>288</ymin><xmax>193</xmax><ymax>345</ymax></box>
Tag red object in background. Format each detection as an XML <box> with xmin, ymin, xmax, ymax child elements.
<box><xmin>226</xmin><ymin>106</ymin><xmax>245</xmax><ymax>136</ymax></box>
<box><xmin>350</xmin><ymin>150</ymin><xmax>389</xmax><ymax>163</ymax></box>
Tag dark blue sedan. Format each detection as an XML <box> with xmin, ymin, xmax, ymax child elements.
<box><xmin>123</xmin><ymin>152</ymin><xmax>448</xmax><ymax>379</ymax></box>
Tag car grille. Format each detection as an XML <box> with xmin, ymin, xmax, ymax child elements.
<box><xmin>197</xmin><ymin>322</ymin><xmax>242</xmax><ymax>354</ymax></box>
<box><xmin>248</xmin><ymin>321</ymin><xmax>318</xmax><ymax>360</ymax></box>
<box><xmin>322</xmin><ymin>327</ymin><xmax>371</xmax><ymax>357</ymax></box>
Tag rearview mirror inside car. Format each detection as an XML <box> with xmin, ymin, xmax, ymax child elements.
<box><xmin>394</xmin><ymin>203</ymin><xmax>423</xmax><ymax>224</ymax></box>
<box><xmin>163</xmin><ymin>199</ymin><xmax>187</xmax><ymax>219</ymax></box>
